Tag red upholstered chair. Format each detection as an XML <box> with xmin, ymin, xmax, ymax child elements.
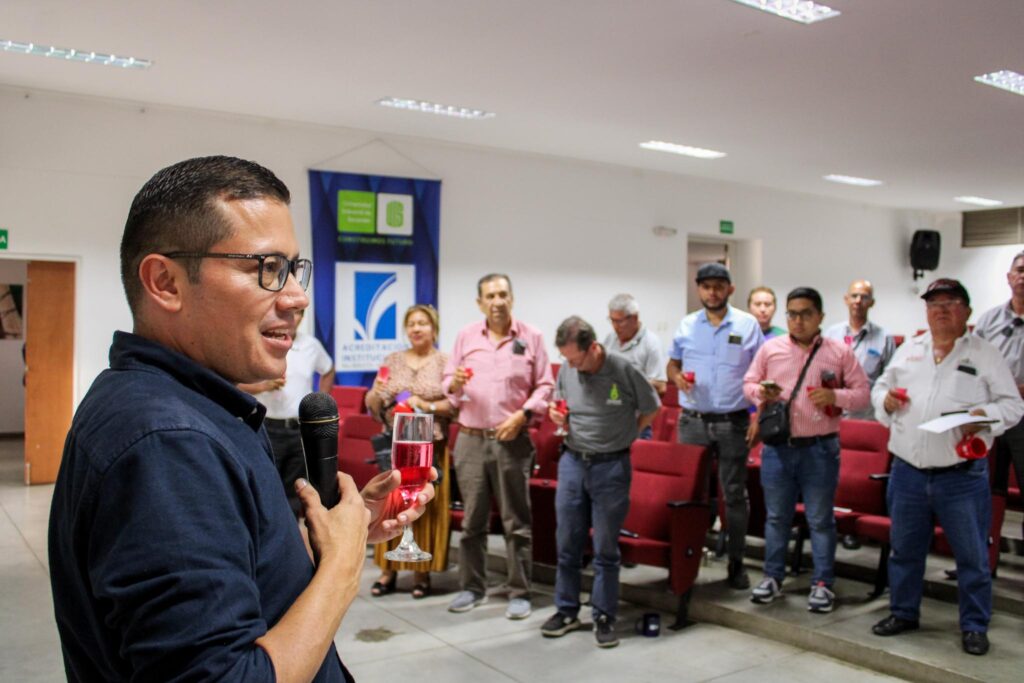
<box><xmin>528</xmin><ymin>420</ymin><xmax>563</xmax><ymax>565</ymax></box>
<box><xmin>337</xmin><ymin>414</ymin><xmax>383</xmax><ymax>489</ymax></box>
<box><xmin>619</xmin><ymin>440</ymin><xmax>712</xmax><ymax>629</ymax></box>
<box><xmin>651</xmin><ymin>405</ymin><xmax>681</xmax><ymax>442</ymax></box>
<box><xmin>331</xmin><ymin>385</ymin><xmax>369</xmax><ymax>418</ymax></box>
<box><xmin>792</xmin><ymin>420</ymin><xmax>892</xmax><ymax>574</ymax></box>
<box><xmin>662</xmin><ymin>388</ymin><xmax>680</xmax><ymax>408</ymax></box>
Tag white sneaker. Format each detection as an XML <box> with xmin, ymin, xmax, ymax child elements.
<box><xmin>807</xmin><ymin>581</ymin><xmax>835</xmax><ymax>613</ymax></box>
<box><xmin>750</xmin><ymin>577</ymin><xmax>782</xmax><ymax>604</ymax></box>
<box><xmin>448</xmin><ymin>591</ymin><xmax>487</xmax><ymax>613</ymax></box>
<box><xmin>505</xmin><ymin>597</ymin><xmax>532</xmax><ymax>620</ymax></box>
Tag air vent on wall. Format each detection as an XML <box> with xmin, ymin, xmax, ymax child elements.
<box><xmin>962</xmin><ymin>207</ymin><xmax>1023</xmax><ymax>247</ymax></box>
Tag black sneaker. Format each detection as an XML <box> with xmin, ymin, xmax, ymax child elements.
<box><xmin>727</xmin><ymin>559</ymin><xmax>750</xmax><ymax>590</ymax></box>
<box><xmin>540</xmin><ymin>611</ymin><xmax>581</xmax><ymax>638</ymax></box>
<box><xmin>594</xmin><ymin>614</ymin><xmax>619</xmax><ymax>648</ymax></box>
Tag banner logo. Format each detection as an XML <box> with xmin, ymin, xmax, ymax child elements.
<box><xmin>337</xmin><ymin>190</ymin><xmax>413</xmax><ymax>236</ymax></box>
<box><xmin>335</xmin><ymin>262</ymin><xmax>415</xmax><ymax>371</ymax></box>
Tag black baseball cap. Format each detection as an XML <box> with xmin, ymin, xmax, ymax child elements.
<box><xmin>921</xmin><ymin>278</ymin><xmax>970</xmax><ymax>306</ymax></box>
<box><xmin>696</xmin><ymin>263</ymin><xmax>731</xmax><ymax>283</ymax></box>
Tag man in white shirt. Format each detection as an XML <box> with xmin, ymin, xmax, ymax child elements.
<box><xmin>870</xmin><ymin>279</ymin><xmax>1024</xmax><ymax>657</ymax></box>
<box><xmin>241</xmin><ymin>309</ymin><xmax>335</xmax><ymax>517</ymax></box>
<box><xmin>603</xmin><ymin>294</ymin><xmax>666</xmax><ymax>439</ymax></box>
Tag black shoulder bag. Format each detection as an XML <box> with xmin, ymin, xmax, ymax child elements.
<box><xmin>758</xmin><ymin>340</ymin><xmax>821</xmax><ymax>446</ymax></box>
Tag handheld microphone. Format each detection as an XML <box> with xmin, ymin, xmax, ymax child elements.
<box><xmin>298</xmin><ymin>392</ymin><xmax>340</xmax><ymax>509</ymax></box>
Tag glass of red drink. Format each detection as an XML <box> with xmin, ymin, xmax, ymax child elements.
<box><xmin>683</xmin><ymin>371</ymin><xmax>695</xmax><ymax>384</ymax></box>
<box><xmin>384</xmin><ymin>412</ymin><xmax>434</xmax><ymax>562</ymax></box>
<box><xmin>553</xmin><ymin>389</ymin><xmax>569</xmax><ymax>436</ymax></box>
<box><xmin>460</xmin><ymin>366</ymin><xmax>474</xmax><ymax>402</ymax></box>
<box><xmin>378</xmin><ymin>365</ymin><xmax>390</xmax><ymax>383</ymax></box>
<box><xmin>893</xmin><ymin>387</ymin><xmax>908</xmax><ymax>402</ymax></box>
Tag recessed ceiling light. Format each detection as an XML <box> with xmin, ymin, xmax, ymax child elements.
<box><xmin>376</xmin><ymin>97</ymin><xmax>495</xmax><ymax>120</ymax></box>
<box><xmin>639</xmin><ymin>140</ymin><xmax>727</xmax><ymax>159</ymax></box>
<box><xmin>974</xmin><ymin>70</ymin><xmax>1024</xmax><ymax>97</ymax></box>
<box><xmin>729</xmin><ymin>0</ymin><xmax>841</xmax><ymax>25</ymax></box>
<box><xmin>823</xmin><ymin>174</ymin><xmax>884</xmax><ymax>187</ymax></box>
<box><xmin>954</xmin><ymin>196</ymin><xmax>1004</xmax><ymax>207</ymax></box>
<box><xmin>0</xmin><ymin>38</ymin><xmax>152</xmax><ymax>69</ymax></box>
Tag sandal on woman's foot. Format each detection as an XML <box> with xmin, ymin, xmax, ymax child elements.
<box><xmin>411</xmin><ymin>579</ymin><xmax>431</xmax><ymax>599</ymax></box>
<box><xmin>370</xmin><ymin>573</ymin><xmax>397</xmax><ymax>597</ymax></box>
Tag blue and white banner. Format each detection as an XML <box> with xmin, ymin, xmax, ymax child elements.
<box><xmin>308</xmin><ymin>170</ymin><xmax>441</xmax><ymax>386</ymax></box>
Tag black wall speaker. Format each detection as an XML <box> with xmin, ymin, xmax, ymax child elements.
<box><xmin>910</xmin><ymin>230</ymin><xmax>941</xmax><ymax>278</ymax></box>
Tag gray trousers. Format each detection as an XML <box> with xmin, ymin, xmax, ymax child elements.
<box><xmin>453</xmin><ymin>431</ymin><xmax>535</xmax><ymax>598</ymax></box>
<box><xmin>677</xmin><ymin>411</ymin><xmax>751</xmax><ymax>561</ymax></box>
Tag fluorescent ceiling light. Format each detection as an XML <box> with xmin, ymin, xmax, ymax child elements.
<box><xmin>376</xmin><ymin>97</ymin><xmax>495</xmax><ymax>120</ymax></box>
<box><xmin>1</xmin><ymin>38</ymin><xmax>152</xmax><ymax>69</ymax></box>
<box><xmin>824</xmin><ymin>174</ymin><xmax>883</xmax><ymax>187</ymax></box>
<box><xmin>974</xmin><ymin>70</ymin><xmax>1024</xmax><ymax>97</ymax></box>
<box><xmin>729</xmin><ymin>0</ymin><xmax>840</xmax><ymax>24</ymax></box>
<box><xmin>954</xmin><ymin>196</ymin><xmax>1004</xmax><ymax>207</ymax></box>
<box><xmin>639</xmin><ymin>140</ymin><xmax>727</xmax><ymax>159</ymax></box>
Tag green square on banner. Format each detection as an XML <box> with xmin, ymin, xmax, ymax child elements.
<box><xmin>0</xmin><ymin>229</ymin><xmax>7</xmax><ymax>250</ymax></box>
<box><xmin>719</xmin><ymin>220</ymin><xmax>734</xmax><ymax>235</ymax></box>
<box><xmin>337</xmin><ymin>190</ymin><xmax>376</xmax><ymax>234</ymax></box>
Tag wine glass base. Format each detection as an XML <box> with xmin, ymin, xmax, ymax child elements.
<box><xmin>384</xmin><ymin>548</ymin><xmax>433</xmax><ymax>562</ymax></box>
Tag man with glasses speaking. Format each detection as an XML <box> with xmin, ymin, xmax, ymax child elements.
<box><xmin>49</xmin><ymin>156</ymin><xmax>433</xmax><ymax>682</ymax></box>
<box><xmin>743</xmin><ymin>287</ymin><xmax>869</xmax><ymax>614</ymax></box>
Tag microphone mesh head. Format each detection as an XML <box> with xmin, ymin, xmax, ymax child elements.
<box><xmin>298</xmin><ymin>392</ymin><xmax>339</xmax><ymax>439</ymax></box>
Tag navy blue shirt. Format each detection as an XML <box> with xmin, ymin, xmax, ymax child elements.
<box><xmin>49</xmin><ymin>332</ymin><xmax>350</xmax><ymax>682</ymax></box>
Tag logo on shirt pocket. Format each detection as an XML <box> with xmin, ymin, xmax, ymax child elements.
<box><xmin>606</xmin><ymin>382</ymin><xmax>623</xmax><ymax>406</ymax></box>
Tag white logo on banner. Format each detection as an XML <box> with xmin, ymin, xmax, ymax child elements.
<box><xmin>335</xmin><ymin>262</ymin><xmax>415</xmax><ymax>371</ymax></box>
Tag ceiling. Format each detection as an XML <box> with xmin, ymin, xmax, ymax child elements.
<box><xmin>3</xmin><ymin>0</ymin><xmax>1023</xmax><ymax>211</ymax></box>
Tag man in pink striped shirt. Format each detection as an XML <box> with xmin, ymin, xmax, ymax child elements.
<box><xmin>443</xmin><ymin>273</ymin><xmax>554</xmax><ymax>619</ymax></box>
<box><xmin>743</xmin><ymin>287</ymin><xmax>869</xmax><ymax>613</ymax></box>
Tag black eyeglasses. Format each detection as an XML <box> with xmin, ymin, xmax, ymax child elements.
<box><xmin>162</xmin><ymin>252</ymin><xmax>312</xmax><ymax>292</ymax></box>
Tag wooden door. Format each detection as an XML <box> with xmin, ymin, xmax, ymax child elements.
<box><xmin>24</xmin><ymin>261</ymin><xmax>75</xmax><ymax>484</ymax></box>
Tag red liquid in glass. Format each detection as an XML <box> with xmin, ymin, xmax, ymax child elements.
<box><xmin>464</xmin><ymin>368</ymin><xmax>474</xmax><ymax>379</ymax></box>
<box><xmin>555</xmin><ymin>399</ymin><xmax>568</xmax><ymax>415</ymax></box>
<box><xmin>378</xmin><ymin>366</ymin><xmax>390</xmax><ymax>382</ymax></box>
<box><xmin>392</xmin><ymin>441</ymin><xmax>434</xmax><ymax>508</ymax></box>
<box><xmin>893</xmin><ymin>387</ymin><xmax>908</xmax><ymax>401</ymax></box>
<box><xmin>683</xmin><ymin>371</ymin><xmax>695</xmax><ymax>383</ymax></box>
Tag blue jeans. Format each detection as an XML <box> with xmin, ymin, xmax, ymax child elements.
<box><xmin>888</xmin><ymin>457</ymin><xmax>992</xmax><ymax>632</ymax></box>
<box><xmin>761</xmin><ymin>437</ymin><xmax>840</xmax><ymax>586</ymax></box>
<box><xmin>554</xmin><ymin>449</ymin><xmax>632</xmax><ymax>621</ymax></box>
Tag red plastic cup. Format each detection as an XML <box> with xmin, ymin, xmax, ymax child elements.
<box><xmin>893</xmin><ymin>387</ymin><xmax>908</xmax><ymax>402</ymax></box>
<box><xmin>683</xmin><ymin>371</ymin><xmax>695</xmax><ymax>383</ymax></box>
<box><xmin>378</xmin><ymin>366</ymin><xmax>390</xmax><ymax>382</ymax></box>
<box><xmin>956</xmin><ymin>435</ymin><xmax>987</xmax><ymax>460</ymax></box>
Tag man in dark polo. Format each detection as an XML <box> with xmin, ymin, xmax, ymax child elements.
<box><xmin>540</xmin><ymin>316</ymin><xmax>659</xmax><ymax>648</ymax></box>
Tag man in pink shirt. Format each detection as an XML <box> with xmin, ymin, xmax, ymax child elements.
<box><xmin>743</xmin><ymin>287</ymin><xmax>869</xmax><ymax>613</ymax></box>
<box><xmin>443</xmin><ymin>273</ymin><xmax>554</xmax><ymax>619</ymax></box>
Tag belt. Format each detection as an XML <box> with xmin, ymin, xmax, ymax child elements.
<box><xmin>898</xmin><ymin>457</ymin><xmax>975</xmax><ymax>475</ymax></box>
<box><xmin>564</xmin><ymin>446</ymin><xmax>630</xmax><ymax>463</ymax></box>
<box><xmin>785</xmin><ymin>432</ymin><xmax>838</xmax><ymax>448</ymax></box>
<box><xmin>265</xmin><ymin>417</ymin><xmax>300</xmax><ymax>429</ymax></box>
<box><xmin>459</xmin><ymin>425</ymin><xmax>500</xmax><ymax>440</ymax></box>
<box><xmin>682</xmin><ymin>408</ymin><xmax>748</xmax><ymax>423</ymax></box>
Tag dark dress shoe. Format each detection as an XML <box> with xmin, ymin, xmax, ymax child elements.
<box><xmin>962</xmin><ymin>631</ymin><xmax>989</xmax><ymax>656</ymax></box>
<box><xmin>872</xmin><ymin>615</ymin><xmax>920</xmax><ymax>636</ymax></box>
<box><xmin>841</xmin><ymin>534</ymin><xmax>861</xmax><ymax>550</ymax></box>
<box><xmin>727</xmin><ymin>559</ymin><xmax>750</xmax><ymax>590</ymax></box>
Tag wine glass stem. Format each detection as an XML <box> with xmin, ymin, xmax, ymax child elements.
<box><xmin>396</xmin><ymin>524</ymin><xmax>415</xmax><ymax>551</ymax></box>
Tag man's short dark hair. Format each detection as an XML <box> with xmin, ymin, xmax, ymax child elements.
<box><xmin>120</xmin><ymin>155</ymin><xmax>291</xmax><ymax>316</ymax></box>
<box><xmin>786</xmin><ymin>287</ymin><xmax>823</xmax><ymax>313</ymax></box>
<box><xmin>477</xmin><ymin>273</ymin><xmax>513</xmax><ymax>297</ymax></box>
<box><xmin>555</xmin><ymin>316</ymin><xmax>596</xmax><ymax>350</ymax></box>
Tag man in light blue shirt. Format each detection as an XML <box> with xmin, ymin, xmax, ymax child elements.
<box><xmin>823</xmin><ymin>279</ymin><xmax>895</xmax><ymax>420</ymax></box>
<box><xmin>667</xmin><ymin>263</ymin><xmax>764</xmax><ymax>589</ymax></box>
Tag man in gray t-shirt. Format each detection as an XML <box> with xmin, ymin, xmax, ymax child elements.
<box><xmin>539</xmin><ymin>316</ymin><xmax>659</xmax><ymax>649</ymax></box>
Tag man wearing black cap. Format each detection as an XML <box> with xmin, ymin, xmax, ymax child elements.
<box><xmin>667</xmin><ymin>262</ymin><xmax>764</xmax><ymax>589</ymax></box>
<box><xmin>870</xmin><ymin>278</ymin><xmax>1024</xmax><ymax>656</ymax></box>
<box><xmin>973</xmin><ymin>252</ymin><xmax>1024</xmax><ymax>528</ymax></box>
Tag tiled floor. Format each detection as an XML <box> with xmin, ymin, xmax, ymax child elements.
<box><xmin>0</xmin><ymin>436</ymin><xmax>902</xmax><ymax>682</ymax></box>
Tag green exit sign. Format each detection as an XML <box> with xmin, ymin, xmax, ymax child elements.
<box><xmin>0</xmin><ymin>229</ymin><xmax>8</xmax><ymax>250</ymax></box>
<box><xmin>719</xmin><ymin>220</ymin><xmax>734</xmax><ymax>235</ymax></box>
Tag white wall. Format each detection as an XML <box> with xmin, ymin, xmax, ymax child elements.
<box><xmin>0</xmin><ymin>260</ymin><xmax>26</xmax><ymax>432</ymax></box>
<box><xmin>0</xmin><ymin>86</ymin><xmax>1012</xmax><ymax>405</ymax></box>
